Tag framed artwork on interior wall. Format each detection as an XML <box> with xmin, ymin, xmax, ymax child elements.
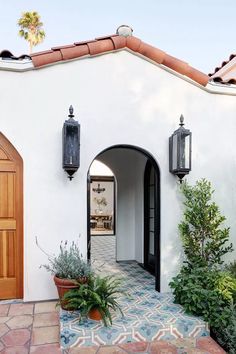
<box><xmin>90</xmin><ymin>176</ymin><xmax>115</xmax><ymax>236</ymax></box>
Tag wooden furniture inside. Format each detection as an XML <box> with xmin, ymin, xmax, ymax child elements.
<box><xmin>90</xmin><ymin>214</ymin><xmax>112</xmax><ymax>229</ymax></box>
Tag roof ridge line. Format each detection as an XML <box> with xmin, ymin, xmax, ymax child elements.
<box><xmin>29</xmin><ymin>34</ymin><xmax>209</xmax><ymax>87</ymax></box>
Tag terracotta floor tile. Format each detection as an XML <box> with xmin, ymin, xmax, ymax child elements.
<box><xmin>0</xmin><ymin>317</ymin><xmax>10</xmax><ymax>324</ymax></box>
<box><xmin>0</xmin><ymin>323</ymin><xmax>9</xmax><ymax>337</ymax></box>
<box><xmin>7</xmin><ymin>315</ymin><xmax>33</xmax><ymax>329</ymax></box>
<box><xmin>1</xmin><ymin>346</ymin><xmax>29</xmax><ymax>354</ymax></box>
<box><xmin>0</xmin><ymin>340</ymin><xmax>4</xmax><ymax>351</ymax></box>
<box><xmin>1</xmin><ymin>329</ymin><xmax>30</xmax><ymax>346</ymax></box>
<box><xmin>30</xmin><ymin>343</ymin><xmax>62</xmax><ymax>353</ymax></box>
<box><xmin>171</xmin><ymin>338</ymin><xmax>196</xmax><ymax>349</ymax></box>
<box><xmin>34</xmin><ymin>301</ymin><xmax>58</xmax><ymax>314</ymax></box>
<box><xmin>181</xmin><ymin>349</ymin><xmax>208</xmax><ymax>354</ymax></box>
<box><xmin>149</xmin><ymin>340</ymin><xmax>177</xmax><ymax>354</ymax></box>
<box><xmin>33</xmin><ymin>312</ymin><xmax>59</xmax><ymax>327</ymax></box>
<box><xmin>8</xmin><ymin>304</ymin><xmax>34</xmax><ymax>316</ymax></box>
<box><xmin>68</xmin><ymin>347</ymin><xmax>98</xmax><ymax>354</ymax></box>
<box><xmin>31</xmin><ymin>325</ymin><xmax>59</xmax><ymax>345</ymax></box>
<box><xmin>196</xmin><ymin>337</ymin><xmax>226</xmax><ymax>353</ymax></box>
<box><xmin>119</xmin><ymin>341</ymin><xmax>149</xmax><ymax>352</ymax></box>
<box><xmin>97</xmin><ymin>346</ymin><xmax>127</xmax><ymax>354</ymax></box>
<box><xmin>0</xmin><ymin>305</ymin><xmax>9</xmax><ymax>317</ymax></box>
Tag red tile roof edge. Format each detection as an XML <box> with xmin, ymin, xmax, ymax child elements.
<box><xmin>209</xmin><ymin>53</ymin><xmax>236</xmax><ymax>77</ymax></box>
<box><xmin>30</xmin><ymin>35</ymin><xmax>209</xmax><ymax>87</ymax></box>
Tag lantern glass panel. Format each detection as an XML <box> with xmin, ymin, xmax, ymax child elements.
<box><xmin>184</xmin><ymin>134</ymin><xmax>190</xmax><ymax>169</ymax></box>
<box><xmin>64</xmin><ymin>125</ymin><xmax>79</xmax><ymax>166</ymax></box>
<box><xmin>172</xmin><ymin>133</ymin><xmax>178</xmax><ymax>170</ymax></box>
<box><xmin>179</xmin><ymin>133</ymin><xmax>190</xmax><ymax>169</ymax></box>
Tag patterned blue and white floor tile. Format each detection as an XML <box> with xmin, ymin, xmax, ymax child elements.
<box><xmin>60</xmin><ymin>236</ymin><xmax>209</xmax><ymax>349</ymax></box>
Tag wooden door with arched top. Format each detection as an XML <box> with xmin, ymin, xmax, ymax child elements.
<box><xmin>0</xmin><ymin>133</ymin><xmax>23</xmax><ymax>299</ymax></box>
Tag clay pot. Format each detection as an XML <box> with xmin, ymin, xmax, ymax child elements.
<box><xmin>54</xmin><ymin>275</ymin><xmax>87</xmax><ymax>310</ymax></box>
<box><xmin>88</xmin><ymin>308</ymin><xmax>102</xmax><ymax>321</ymax></box>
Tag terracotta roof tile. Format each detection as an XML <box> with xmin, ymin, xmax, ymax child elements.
<box><xmin>0</xmin><ymin>50</ymin><xmax>31</xmax><ymax>60</ymax></box>
<box><xmin>87</xmin><ymin>38</ymin><xmax>114</xmax><ymax>55</ymax></box>
<box><xmin>209</xmin><ymin>54</ymin><xmax>236</xmax><ymax>85</ymax></box>
<box><xmin>209</xmin><ymin>54</ymin><xmax>236</xmax><ymax>76</ymax></box>
<box><xmin>31</xmin><ymin>49</ymin><xmax>62</xmax><ymax>67</ymax></box>
<box><xmin>29</xmin><ymin>33</ymin><xmax>209</xmax><ymax>87</ymax></box>
<box><xmin>61</xmin><ymin>44</ymin><xmax>89</xmax><ymax>61</ymax></box>
<box><xmin>126</xmin><ymin>36</ymin><xmax>141</xmax><ymax>52</ymax></box>
<box><xmin>110</xmin><ymin>35</ymin><xmax>126</xmax><ymax>49</ymax></box>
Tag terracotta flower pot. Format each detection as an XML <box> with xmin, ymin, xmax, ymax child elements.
<box><xmin>54</xmin><ymin>275</ymin><xmax>87</xmax><ymax>310</ymax></box>
<box><xmin>88</xmin><ymin>308</ymin><xmax>102</xmax><ymax>321</ymax></box>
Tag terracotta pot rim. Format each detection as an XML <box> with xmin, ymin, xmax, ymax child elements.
<box><xmin>54</xmin><ymin>275</ymin><xmax>88</xmax><ymax>285</ymax></box>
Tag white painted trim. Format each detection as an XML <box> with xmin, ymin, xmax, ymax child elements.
<box><xmin>0</xmin><ymin>58</ymin><xmax>33</xmax><ymax>71</ymax></box>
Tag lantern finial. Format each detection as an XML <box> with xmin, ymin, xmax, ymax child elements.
<box><xmin>68</xmin><ymin>105</ymin><xmax>74</xmax><ymax>118</ymax></box>
<box><xmin>179</xmin><ymin>114</ymin><xmax>184</xmax><ymax>127</ymax></box>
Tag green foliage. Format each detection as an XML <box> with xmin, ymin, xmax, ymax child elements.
<box><xmin>63</xmin><ymin>275</ymin><xmax>126</xmax><ymax>326</ymax></box>
<box><xmin>213</xmin><ymin>304</ymin><xmax>236</xmax><ymax>354</ymax></box>
<box><xmin>170</xmin><ymin>179</ymin><xmax>235</xmax><ymax>352</ymax></box>
<box><xmin>39</xmin><ymin>240</ymin><xmax>92</xmax><ymax>280</ymax></box>
<box><xmin>18</xmin><ymin>11</ymin><xmax>45</xmax><ymax>53</ymax></box>
<box><xmin>225</xmin><ymin>260</ymin><xmax>236</xmax><ymax>279</ymax></box>
<box><xmin>179</xmin><ymin>179</ymin><xmax>233</xmax><ymax>268</ymax></box>
<box><xmin>169</xmin><ymin>267</ymin><xmax>235</xmax><ymax>327</ymax></box>
<box><xmin>216</xmin><ymin>272</ymin><xmax>236</xmax><ymax>302</ymax></box>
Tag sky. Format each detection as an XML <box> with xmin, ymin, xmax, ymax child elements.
<box><xmin>0</xmin><ymin>0</ymin><xmax>236</xmax><ymax>74</ymax></box>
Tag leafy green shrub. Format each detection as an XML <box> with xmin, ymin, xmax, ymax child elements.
<box><xmin>213</xmin><ymin>304</ymin><xmax>236</xmax><ymax>354</ymax></box>
<box><xmin>225</xmin><ymin>260</ymin><xmax>236</xmax><ymax>279</ymax></box>
<box><xmin>169</xmin><ymin>267</ymin><xmax>235</xmax><ymax>327</ymax></box>
<box><xmin>216</xmin><ymin>272</ymin><xmax>236</xmax><ymax>302</ymax></box>
<box><xmin>170</xmin><ymin>179</ymin><xmax>235</xmax><ymax>352</ymax></box>
<box><xmin>179</xmin><ymin>179</ymin><xmax>233</xmax><ymax>268</ymax></box>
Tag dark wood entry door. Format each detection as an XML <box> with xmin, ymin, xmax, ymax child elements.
<box><xmin>144</xmin><ymin>160</ymin><xmax>159</xmax><ymax>277</ymax></box>
<box><xmin>0</xmin><ymin>133</ymin><xmax>23</xmax><ymax>299</ymax></box>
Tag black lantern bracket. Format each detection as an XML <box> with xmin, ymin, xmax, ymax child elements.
<box><xmin>169</xmin><ymin>114</ymin><xmax>192</xmax><ymax>183</ymax></box>
<box><xmin>62</xmin><ymin>105</ymin><xmax>80</xmax><ymax>180</ymax></box>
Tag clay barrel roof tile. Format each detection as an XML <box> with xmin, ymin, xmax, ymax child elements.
<box><xmin>29</xmin><ymin>33</ymin><xmax>209</xmax><ymax>87</ymax></box>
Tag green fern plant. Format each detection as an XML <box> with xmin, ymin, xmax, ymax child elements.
<box><xmin>63</xmin><ymin>275</ymin><xmax>126</xmax><ymax>326</ymax></box>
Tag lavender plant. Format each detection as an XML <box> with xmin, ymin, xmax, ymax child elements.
<box><xmin>37</xmin><ymin>238</ymin><xmax>92</xmax><ymax>279</ymax></box>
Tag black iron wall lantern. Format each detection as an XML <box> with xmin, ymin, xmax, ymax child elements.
<box><xmin>169</xmin><ymin>114</ymin><xmax>192</xmax><ymax>182</ymax></box>
<box><xmin>62</xmin><ymin>105</ymin><xmax>80</xmax><ymax>180</ymax></box>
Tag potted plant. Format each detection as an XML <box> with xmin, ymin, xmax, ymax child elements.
<box><xmin>63</xmin><ymin>274</ymin><xmax>125</xmax><ymax>326</ymax></box>
<box><xmin>37</xmin><ymin>238</ymin><xmax>92</xmax><ymax>309</ymax></box>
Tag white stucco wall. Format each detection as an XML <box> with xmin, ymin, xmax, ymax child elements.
<box><xmin>1</xmin><ymin>50</ymin><xmax>236</xmax><ymax>300</ymax></box>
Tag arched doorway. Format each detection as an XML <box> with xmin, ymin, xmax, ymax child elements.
<box><xmin>0</xmin><ymin>133</ymin><xmax>23</xmax><ymax>299</ymax></box>
<box><xmin>87</xmin><ymin>145</ymin><xmax>160</xmax><ymax>291</ymax></box>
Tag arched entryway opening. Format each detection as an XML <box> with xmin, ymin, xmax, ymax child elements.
<box><xmin>87</xmin><ymin>145</ymin><xmax>160</xmax><ymax>291</ymax></box>
<box><xmin>0</xmin><ymin>133</ymin><xmax>23</xmax><ymax>299</ymax></box>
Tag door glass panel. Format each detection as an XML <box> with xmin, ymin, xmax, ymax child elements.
<box><xmin>150</xmin><ymin>167</ymin><xmax>155</xmax><ymax>184</ymax></box>
<box><xmin>149</xmin><ymin>186</ymin><xmax>154</xmax><ymax>208</ymax></box>
<box><xmin>149</xmin><ymin>217</ymin><xmax>154</xmax><ymax>232</ymax></box>
<box><xmin>149</xmin><ymin>209</ymin><xmax>154</xmax><ymax>218</ymax></box>
<box><xmin>149</xmin><ymin>231</ymin><xmax>154</xmax><ymax>255</ymax></box>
